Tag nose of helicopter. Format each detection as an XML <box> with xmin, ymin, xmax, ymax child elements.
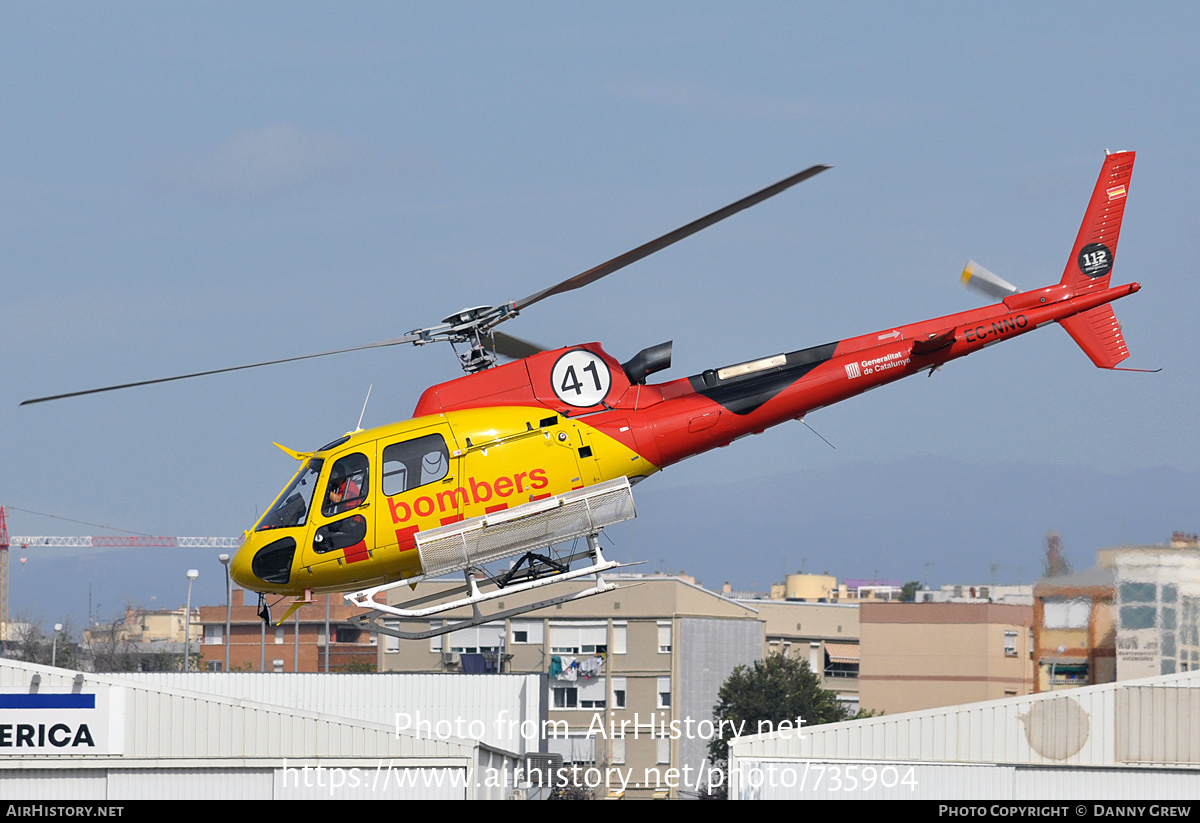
<box><xmin>229</xmin><ymin>538</ymin><xmax>257</xmax><ymax>590</ymax></box>
<box><xmin>229</xmin><ymin>530</ymin><xmax>300</xmax><ymax>594</ymax></box>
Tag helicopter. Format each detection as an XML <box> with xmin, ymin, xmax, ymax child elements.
<box><xmin>23</xmin><ymin>152</ymin><xmax>1144</xmax><ymax>638</ymax></box>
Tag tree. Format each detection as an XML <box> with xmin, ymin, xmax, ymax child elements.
<box><xmin>3</xmin><ymin>617</ymin><xmax>82</xmax><ymax>670</ymax></box>
<box><xmin>899</xmin><ymin>580</ymin><xmax>922</xmax><ymax>602</ymax></box>
<box><xmin>705</xmin><ymin>653</ymin><xmax>850</xmax><ymax>799</ymax></box>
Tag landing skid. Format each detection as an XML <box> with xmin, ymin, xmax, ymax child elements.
<box><xmin>349</xmin><ymin>534</ymin><xmax>638</xmax><ymax>640</ymax></box>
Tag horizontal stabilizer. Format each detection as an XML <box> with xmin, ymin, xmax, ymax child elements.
<box><xmin>1059</xmin><ymin>305</ymin><xmax>1130</xmax><ymax>369</ymax></box>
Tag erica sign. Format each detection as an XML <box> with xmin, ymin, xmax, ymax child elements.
<box><xmin>0</xmin><ymin>689</ymin><xmax>123</xmax><ymax>755</ymax></box>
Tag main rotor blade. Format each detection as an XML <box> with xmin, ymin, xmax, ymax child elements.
<box><xmin>514</xmin><ymin>164</ymin><xmax>830</xmax><ymax>311</ymax></box>
<box><xmin>488</xmin><ymin>330</ymin><xmax>546</xmax><ymax>360</ymax></box>
<box><xmin>20</xmin><ymin>334</ymin><xmax>422</xmax><ymax>406</ymax></box>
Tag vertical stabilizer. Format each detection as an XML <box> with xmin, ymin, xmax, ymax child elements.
<box><xmin>1058</xmin><ymin>152</ymin><xmax>1136</xmax><ymax>368</ymax></box>
<box><xmin>1059</xmin><ymin>151</ymin><xmax>1135</xmax><ymax>294</ymax></box>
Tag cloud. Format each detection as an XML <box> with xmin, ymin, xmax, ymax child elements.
<box><xmin>158</xmin><ymin>124</ymin><xmax>360</xmax><ymax>198</ymax></box>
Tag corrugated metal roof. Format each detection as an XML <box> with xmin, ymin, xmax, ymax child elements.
<box><xmin>730</xmin><ymin>668</ymin><xmax>1200</xmax><ymax>769</ymax></box>
<box><xmin>117</xmin><ymin>671</ymin><xmax>542</xmax><ymax>754</ymax></box>
<box><xmin>0</xmin><ymin>659</ymin><xmax>498</xmax><ymax>763</ymax></box>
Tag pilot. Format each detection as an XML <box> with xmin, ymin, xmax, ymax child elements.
<box><xmin>326</xmin><ymin>469</ymin><xmax>361</xmax><ymax>515</ymax></box>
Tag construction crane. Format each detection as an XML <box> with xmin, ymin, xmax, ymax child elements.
<box><xmin>0</xmin><ymin>505</ymin><xmax>238</xmax><ymax>637</ymax></box>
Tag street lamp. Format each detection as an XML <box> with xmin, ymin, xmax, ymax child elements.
<box><xmin>51</xmin><ymin>623</ymin><xmax>63</xmax><ymax>668</ymax></box>
<box><xmin>218</xmin><ymin>554</ymin><xmax>232</xmax><ymax>672</ymax></box>
<box><xmin>184</xmin><ymin>569</ymin><xmax>199</xmax><ymax>672</ymax></box>
<box><xmin>1049</xmin><ymin>644</ymin><xmax>1067</xmax><ymax>691</ymax></box>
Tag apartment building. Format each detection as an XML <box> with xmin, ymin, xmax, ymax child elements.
<box><xmin>378</xmin><ymin>573</ymin><xmax>762</xmax><ymax>799</ymax></box>
<box><xmin>737</xmin><ymin>598</ymin><xmax>860</xmax><ymax>713</ymax></box>
<box><xmin>197</xmin><ymin>589</ymin><xmax>377</xmax><ymax>672</ymax></box>
<box><xmin>859</xmin><ymin>601</ymin><xmax>1035</xmax><ymax>713</ymax></box>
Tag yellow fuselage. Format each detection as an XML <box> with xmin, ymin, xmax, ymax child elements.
<box><xmin>230</xmin><ymin>406</ymin><xmax>656</xmax><ymax>595</ymax></box>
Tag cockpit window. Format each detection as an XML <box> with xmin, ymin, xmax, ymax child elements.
<box><xmin>322</xmin><ymin>452</ymin><xmax>370</xmax><ymax>517</ymax></box>
<box><xmin>382</xmin><ymin>433</ymin><xmax>450</xmax><ymax>496</ymax></box>
<box><xmin>257</xmin><ymin>458</ymin><xmax>324</xmax><ymax>531</ymax></box>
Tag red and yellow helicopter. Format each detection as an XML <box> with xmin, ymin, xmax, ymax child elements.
<box><xmin>24</xmin><ymin>152</ymin><xmax>1143</xmax><ymax>637</ymax></box>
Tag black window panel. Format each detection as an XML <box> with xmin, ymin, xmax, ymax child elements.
<box><xmin>251</xmin><ymin>537</ymin><xmax>296</xmax><ymax>585</ymax></box>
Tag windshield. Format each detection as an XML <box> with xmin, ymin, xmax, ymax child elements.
<box><xmin>256</xmin><ymin>458</ymin><xmax>324</xmax><ymax>531</ymax></box>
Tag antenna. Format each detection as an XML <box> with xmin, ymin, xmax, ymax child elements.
<box><xmin>799</xmin><ymin>417</ymin><xmax>836</xmax><ymax>449</ymax></box>
<box><xmin>355</xmin><ymin>384</ymin><xmax>374</xmax><ymax>432</ymax></box>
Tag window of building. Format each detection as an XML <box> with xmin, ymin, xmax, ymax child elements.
<box><xmin>579</xmin><ymin>678</ymin><xmax>606</xmax><ymax>709</ymax></box>
<box><xmin>385</xmin><ymin>620</ymin><xmax>400</xmax><ymax>653</ymax></box>
<box><xmin>1121</xmin><ymin>605</ymin><xmax>1156</xmax><ymax>630</ymax></box>
<box><xmin>272</xmin><ymin>659</ymin><xmax>285</xmax><ymax>673</ymax></box>
<box><xmin>1004</xmin><ymin>630</ymin><xmax>1018</xmax><ymax>657</ymax></box>
<box><xmin>552</xmin><ymin>679</ymin><xmax>605</xmax><ymax>710</ymax></box>
<box><xmin>657</xmin><ymin>677</ymin><xmax>671</xmax><ymax>709</ymax></box>
<box><xmin>657</xmin><ymin>622</ymin><xmax>672</xmax><ymax>654</ymax></box>
<box><xmin>206</xmin><ymin>660</ymin><xmax>223</xmax><ymax>672</ymax></box>
<box><xmin>1043</xmin><ymin>597</ymin><xmax>1091</xmax><ymax>629</ymax></box>
<box><xmin>275</xmin><ymin>627</ymin><xmax>285</xmax><ymax>644</ymax></box>
<box><xmin>511</xmin><ymin>619</ymin><xmax>544</xmax><ymax>645</ymax></box>
<box><xmin>613</xmin><ymin>623</ymin><xmax>627</xmax><ymax>655</ymax></box>
<box><xmin>336</xmin><ymin>626</ymin><xmax>361</xmax><ymax>644</ymax></box>
<box><xmin>550</xmin><ymin>622</ymin><xmax>607</xmax><ymax>654</ymax></box>
<box><xmin>611</xmin><ymin>739</ymin><xmax>626</xmax><ymax>765</ymax></box>
<box><xmin>1120</xmin><ymin>582</ymin><xmax>1157</xmax><ymax>603</ymax></box>
<box><xmin>612</xmin><ymin>677</ymin><xmax>627</xmax><ymax>709</ymax></box>
<box><xmin>657</xmin><ymin>737</ymin><xmax>670</xmax><ymax>765</ymax></box>
<box><xmin>204</xmin><ymin>624</ymin><xmax>223</xmax><ymax>646</ymax></box>
<box><xmin>552</xmin><ymin>686</ymin><xmax>577</xmax><ymax>709</ymax></box>
<box><xmin>447</xmin><ymin>624</ymin><xmax>504</xmax><ymax>654</ymax></box>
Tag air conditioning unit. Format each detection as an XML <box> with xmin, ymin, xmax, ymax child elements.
<box><xmin>441</xmin><ymin>652</ymin><xmax>459</xmax><ymax>667</ymax></box>
<box><xmin>524</xmin><ymin>753</ymin><xmax>563</xmax><ymax>786</ymax></box>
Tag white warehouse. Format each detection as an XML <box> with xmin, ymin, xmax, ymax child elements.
<box><xmin>728</xmin><ymin>668</ymin><xmax>1200</xmax><ymax>800</ymax></box>
<box><xmin>0</xmin><ymin>659</ymin><xmax>535</xmax><ymax>800</ymax></box>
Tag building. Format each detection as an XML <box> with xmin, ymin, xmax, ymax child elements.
<box><xmin>0</xmin><ymin>658</ymin><xmax>526</xmax><ymax>799</ymax></box>
<box><xmin>81</xmin><ymin>606</ymin><xmax>197</xmax><ymax>646</ymax></box>
<box><xmin>920</xmin><ymin>583</ymin><xmax>1034</xmax><ymax>605</ymax></box>
<box><xmin>859</xmin><ymin>601</ymin><xmax>1035</xmax><ymax>714</ymax></box>
<box><xmin>1104</xmin><ymin>541</ymin><xmax>1200</xmax><ymax>679</ymax></box>
<box><xmin>198</xmin><ymin>590</ymin><xmax>376</xmax><ymax>672</ymax></box>
<box><xmin>1030</xmin><ymin>534</ymin><xmax>1200</xmax><ymax>691</ymax></box>
<box><xmin>737</xmin><ymin>599</ymin><xmax>860</xmax><ymax>713</ymax></box>
<box><xmin>1032</xmin><ymin>566</ymin><xmax>1116</xmax><ymax>692</ymax></box>
<box><xmin>80</xmin><ymin>606</ymin><xmax>200</xmax><ymax>672</ymax></box>
<box><xmin>378</xmin><ymin>573</ymin><xmax>763</xmax><ymax>799</ymax></box>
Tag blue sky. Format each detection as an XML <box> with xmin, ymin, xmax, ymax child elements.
<box><xmin>3</xmin><ymin>3</ymin><xmax>1198</xmax><ymax>626</ymax></box>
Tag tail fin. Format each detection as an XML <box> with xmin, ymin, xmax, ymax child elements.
<box><xmin>1059</xmin><ymin>150</ymin><xmax>1135</xmax><ymax>293</ymax></box>
<box><xmin>1058</xmin><ymin>151</ymin><xmax>1136</xmax><ymax>368</ymax></box>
